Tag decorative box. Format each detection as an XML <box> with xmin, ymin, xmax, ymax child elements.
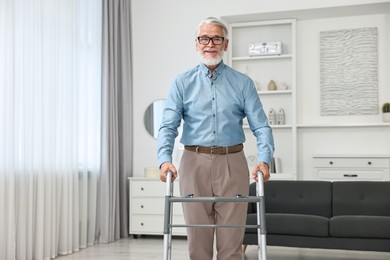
<box><xmin>248</xmin><ymin>41</ymin><xmax>282</xmax><ymax>56</ymax></box>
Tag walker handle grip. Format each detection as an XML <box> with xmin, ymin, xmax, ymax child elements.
<box><xmin>257</xmin><ymin>171</ymin><xmax>265</xmax><ymax>197</ymax></box>
<box><xmin>165</xmin><ymin>171</ymin><xmax>173</xmax><ymax>196</ymax></box>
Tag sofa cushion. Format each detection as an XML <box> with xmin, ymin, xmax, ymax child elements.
<box><xmin>332</xmin><ymin>181</ymin><xmax>390</xmax><ymax>216</ymax></box>
<box><xmin>330</xmin><ymin>215</ymin><xmax>390</xmax><ymax>239</ymax></box>
<box><xmin>264</xmin><ymin>180</ymin><xmax>332</xmax><ymax>218</ymax></box>
<box><xmin>246</xmin><ymin>213</ymin><xmax>329</xmax><ymax>237</ymax></box>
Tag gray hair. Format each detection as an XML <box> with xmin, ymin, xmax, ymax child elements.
<box><xmin>195</xmin><ymin>17</ymin><xmax>228</xmax><ymax>38</ymax></box>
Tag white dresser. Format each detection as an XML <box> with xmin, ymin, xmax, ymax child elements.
<box><xmin>313</xmin><ymin>155</ymin><xmax>390</xmax><ymax>181</ymax></box>
<box><xmin>128</xmin><ymin>177</ymin><xmax>186</xmax><ymax>237</ymax></box>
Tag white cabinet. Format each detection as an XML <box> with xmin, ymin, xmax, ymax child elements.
<box><xmin>313</xmin><ymin>155</ymin><xmax>390</xmax><ymax>181</ymax></box>
<box><xmin>128</xmin><ymin>177</ymin><xmax>186</xmax><ymax>236</ymax></box>
<box><xmin>227</xmin><ymin>19</ymin><xmax>297</xmax><ymax>179</ymax></box>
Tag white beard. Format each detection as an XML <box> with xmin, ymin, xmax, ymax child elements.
<box><xmin>198</xmin><ymin>49</ymin><xmax>224</xmax><ymax>66</ymax></box>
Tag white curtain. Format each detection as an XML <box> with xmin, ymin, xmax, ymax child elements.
<box><xmin>0</xmin><ymin>0</ymin><xmax>102</xmax><ymax>259</ymax></box>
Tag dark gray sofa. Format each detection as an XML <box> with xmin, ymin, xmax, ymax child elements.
<box><xmin>244</xmin><ymin>180</ymin><xmax>390</xmax><ymax>252</ymax></box>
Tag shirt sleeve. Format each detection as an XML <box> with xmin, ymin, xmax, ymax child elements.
<box><xmin>244</xmin><ymin>79</ymin><xmax>275</xmax><ymax>166</ymax></box>
<box><xmin>157</xmin><ymin>78</ymin><xmax>183</xmax><ymax>167</ymax></box>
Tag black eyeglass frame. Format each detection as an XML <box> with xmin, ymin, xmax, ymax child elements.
<box><xmin>197</xmin><ymin>36</ymin><xmax>225</xmax><ymax>45</ymax></box>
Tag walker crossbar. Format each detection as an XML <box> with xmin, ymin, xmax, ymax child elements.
<box><xmin>169</xmin><ymin>196</ymin><xmax>262</xmax><ymax>203</ymax></box>
<box><xmin>171</xmin><ymin>223</ymin><xmax>260</xmax><ymax>228</ymax></box>
<box><xmin>162</xmin><ymin>171</ymin><xmax>267</xmax><ymax>260</ymax></box>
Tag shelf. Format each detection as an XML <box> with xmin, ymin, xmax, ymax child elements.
<box><xmin>271</xmin><ymin>125</ymin><xmax>293</xmax><ymax>129</ymax></box>
<box><xmin>297</xmin><ymin>123</ymin><xmax>390</xmax><ymax>128</ymax></box>
<box><xmin>258</xmin><ymin>90</ymin><xmax>292</xmax><ymax>95</ymax></box>
<box><xmin>270</xmin><ymin>173</ymin><xmax>296</xmax><ymax>180</ymax></box>
<box><xmin>249</xmin><ymin>173</ymin><xmax>297</xmax><ymax>181</ymax></box>
<box><xmin>313</xmin><ymin>154</ymin><xmax>390</xmax><ymax>158</ymax></box>
<box><xmin>232</xmin><ymin>54</ymin><xmax>292</xmax><ymax>61</ymax></box>
<box><xmin>243</xmin><ymin>125</ymin><xmax>292</xmax><ymax>129</ymax></box>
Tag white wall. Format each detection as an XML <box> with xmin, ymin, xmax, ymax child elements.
<box><xmin>131</xmin><ymin>0</ymin><xmax>390</xmax><ymax>177</ymax></box>
<box><xmin>297</xmin><ymin>14</ymin><xmax>390</xmax><ymax>126</ymax></box>
<box><xmin>297</xmin><ymin>13</ymin><xmax>390</xmax><ymax>179</ymax></box>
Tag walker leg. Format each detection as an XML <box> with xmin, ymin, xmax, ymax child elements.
<box><xmin>257</xmin><ymin>171</ymin><xmax>267</xmax><ymax>260</ymax></box>
<box><xmin>163</xmin><ymin>172</ymin><xmax>173</xmax><ymax>260</ymax></box>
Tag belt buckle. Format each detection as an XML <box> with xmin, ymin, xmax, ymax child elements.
<box><xmin>210</xmin><ymin>147</ymin><xmax>228</xmax><ymax>155</ymax></box>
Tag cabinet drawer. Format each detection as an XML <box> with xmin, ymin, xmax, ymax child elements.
<box><xmin>130</xmin><ymin>215</ymin><xmax>186</xmax><ymax>235</ymax></box>
<box><xmin>131</xmin><ymin>180</ymin><xmax>166</xmax><ymax>197</ymax></box>
<box><xmin>131</xmin><ymin>198</ymin><xmax>183</xmax><ymax>215</ymax></box>
<box><xmin>313</xmin><ymin>158</ymin><xmax>389</xmax><ymax>168</ymax></box>
<box><xmin>131</xmin><ymin>180</ymin><xmax>181</xmax><ymax>197</ymax></box>
<box><xmin>317</xmin><ymin>170</ymin><xmax>386</xmax><ymax>181</ymax></box>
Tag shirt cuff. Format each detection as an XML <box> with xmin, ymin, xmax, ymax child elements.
<box><xmin>158</xmin><ymin>154</ymin><xmax>172</xmax><ymax>168</ymax></box>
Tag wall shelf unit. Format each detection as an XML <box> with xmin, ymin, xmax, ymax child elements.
<box><xmin>227</xmin><ymin>19</ymin><xmax>297</xmax><ymax>180</ymax></box>
<box><xmin>225</xmin><ymin>10</ymin><xmax>390</xmax><ymax>181</ymax></box>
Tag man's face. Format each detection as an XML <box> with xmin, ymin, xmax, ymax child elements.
<box><xmin>196</xmin><ymin>24</ymin><xmax>228</xmax><ymax>67</ymax></box>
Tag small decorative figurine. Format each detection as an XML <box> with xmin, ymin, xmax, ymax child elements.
<box><xmin>277</xmin><ymin>108</ymin><xmax>285</xmax><ymax>125</ymax></box>
<box><xmin>268</xmin><ymin>108</ymin><xmax>276</xmax><ymax>125</ymax></box>
<box><xmin>267</xmin><ymin>80</ymin><xmax>277</xmax><ymax>91</ymax></box>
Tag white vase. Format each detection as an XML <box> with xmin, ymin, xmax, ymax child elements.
<box><xmin>383</xmin><ymin>113</ymin><xmax>390</xmax><ymax>123</ymax></box>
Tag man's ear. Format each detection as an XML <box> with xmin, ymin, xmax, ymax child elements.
<box><xmin>224</xmin><ymin>39</ymin><xmax>229</xmax><ymax>51</ymax></box>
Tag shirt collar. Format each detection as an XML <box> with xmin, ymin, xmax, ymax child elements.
<box><xmin>200</xmin><ymin>61</ymin><xmax>225</xmax><ymax>79</ymax></box>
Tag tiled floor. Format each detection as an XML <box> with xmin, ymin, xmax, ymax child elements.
<box><xmin>57</xmin><ymin>236</ymin><xmax>390</xmax><ymax>260</ymax></box>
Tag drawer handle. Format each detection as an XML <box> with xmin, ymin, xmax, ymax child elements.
<box><xmin>329</xmin><ymin>161</ymin><xmax>333</xmax><ymax>165</ymax></box>
<box><xmin>140</xmin><ymin>223</ymin><xmax>144</xmax><ymax>226</ymax></box>
<box><xmin>343</xmin><ymin>174</ymin><xmax>358</xmax><ymax>177</ymax></box>
<box><xmin>140</xmin><ymin>205</ymin><xmax>144</xmax><ymax>209</ymax></box>
<box><xmin>368</xmin><ymin>161</ymin><xmax>372</xmax><ymax>165</ymax></box>
<box><xmin>141</xmin><ymin>187</ymin><xmax>144</xmax><ymax>191</ymax></box>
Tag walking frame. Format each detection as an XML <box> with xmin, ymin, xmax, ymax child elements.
<box><xmin>162</xmin><ymin>171</ymin><xmax>267</xmax><ymax>260</ymax></box>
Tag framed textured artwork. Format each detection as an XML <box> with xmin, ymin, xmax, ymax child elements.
<box><xmin>320</xmin><ymin>27</ymin><xmax>378</xmax><ymax>116</ymax></box>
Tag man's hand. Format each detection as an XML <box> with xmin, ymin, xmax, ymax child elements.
<box><xmin>159</xmin><ymin>162</ymin><xmax>178</xmax><ymax>182</ymax></box>
<box><xmin>251</xmin><ymin>162</ymin><xmax>270</xmax><ymax>182</ymax></box>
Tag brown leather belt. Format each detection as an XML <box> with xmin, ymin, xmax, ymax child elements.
<box><xmin>184</xmin><ymin>144</ymin><xmax>243</xmax><ymax>155</ymax></box>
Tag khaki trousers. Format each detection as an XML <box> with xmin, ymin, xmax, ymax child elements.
<box><xmin>179</xmin><ymin>150</ymin><xmax>249</xmax><ymax>260</ymax></box>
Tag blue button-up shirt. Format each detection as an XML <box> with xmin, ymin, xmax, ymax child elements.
<box><xmin>157</xmin><ymin>61</ymin><xmax>274</xmax><ymax>167</ymax></box>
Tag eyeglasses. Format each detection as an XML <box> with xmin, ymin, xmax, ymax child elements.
<box><xmin>197</xmin><ymin>36</ymin><xmax>225</xmax><ymax>45</ymax></box>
